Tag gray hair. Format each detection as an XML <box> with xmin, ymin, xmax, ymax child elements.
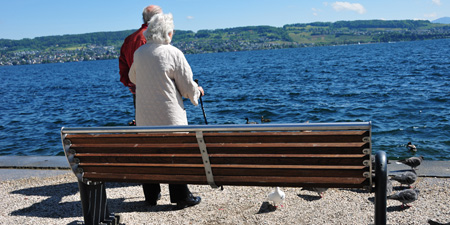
<box><xmin>144</xmin><ymin>13</ymin><xmax>174</xmax><ymax>44</ymax></box>
<box><xmin>142</xmin><ymin>5</ymin><xmax>162</xmax><ymax>24</ymax></box>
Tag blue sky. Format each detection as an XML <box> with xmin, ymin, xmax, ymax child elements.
<box><xmin>0</xmin><ymin>0</ymin><xmax>448</xmax><ymax>40</ymax></box>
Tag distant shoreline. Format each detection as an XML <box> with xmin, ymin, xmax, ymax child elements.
<box><xmin>2</xmin><ymin>19</ymin><xmax>450</xmax><ymax>66</ymax></box>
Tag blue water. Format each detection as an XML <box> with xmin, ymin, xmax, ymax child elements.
<box><xmin>0</xmin><ymin>39</ymin><xmax>449</xmax><ymax>160</ymax></box>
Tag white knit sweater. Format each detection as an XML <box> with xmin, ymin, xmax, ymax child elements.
<box><xmin>129</xmin><ymin>42</ymin><xmax>200</xmax><ymax>126</ymax></box>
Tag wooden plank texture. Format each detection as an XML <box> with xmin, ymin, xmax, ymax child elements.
<box><xmin>83</xmin><ymin>172</ymin><xmax>369</xmax><ymax>188</ymax></box>
<box><xmin>67</xmin><ymin>128</ymin><xmax>372</xmax><ymax>188</ymax></box>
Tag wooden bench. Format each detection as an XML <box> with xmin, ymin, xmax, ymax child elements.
<box><xmin>61</xmin><ymin>122</ymin><xmax>388</xmax><ymax>225</ymax></box>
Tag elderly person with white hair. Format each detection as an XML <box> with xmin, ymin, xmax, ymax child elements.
<box><xmin>129</xmin><ymin>13</ymin><xmax>203</xmax><ymax>210</ymax></box>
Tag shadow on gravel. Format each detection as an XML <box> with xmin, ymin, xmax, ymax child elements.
<box><xmin>390</xmin><ymin>169</ymin><xmax>416</xmax><ymax>173</ymax></box>
<box><xmin>256</xmin><ymin>201</ymin><xmax>277</xmax><ymax>214</ymax></box>
<box><xmin>109</xmin><ymin>200</ymin><xmax>176</xmax><ymax>213</ymax></box>
<box><xmin>66</xmin><ymin>221</ymin><xmax>84</xmax><ymax>225</ymax></box>
<box><xmin>10</xmin><ymin>182</ymin><xmax>81</xmax><ymax>218</ymax></box>
<box><xmin>9</xmin><ymin>181</ymin><xmax>167</xmax><ymax>219</ymax></box>
<box><xmin>297</xmin><ymin>194</ymin><xmax>321</xmax><ymax>201</ymax></box>
<box><xmin>387</xmin><ymin>205</ymin><xmax>410</xmax><ymax>212</ymax></box>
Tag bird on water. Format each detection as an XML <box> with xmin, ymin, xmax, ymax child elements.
<box><xmin>245</xmin><ymin>118</ymin><xmax>258</xmax><ymax>124</ymax></box>
<box><xmin>261</xmin><ymin>116</ymin><xmax>271</xmax><ymax>123</ymax></box>
<box><xmin>407</xmin><ymin>142</ymin><xmax>417</xmax><ymax>152</ymax></box>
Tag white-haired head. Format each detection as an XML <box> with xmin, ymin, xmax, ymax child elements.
<box><xmin>144</xmin><ymin>13</ymin><xmax>174</xmax><ymax>44</ymax></box>
<box><xmin>142</xmin><ymin>5</ymin><xmax>162</xmax><ymax>24</ymax></box>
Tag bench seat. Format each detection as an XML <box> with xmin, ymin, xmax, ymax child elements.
<box><xmin>61</xmin><ymin>122</ymin><xmax>387</xmax><ymax>225</ymax></box>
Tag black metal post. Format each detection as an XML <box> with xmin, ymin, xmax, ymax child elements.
<box><xmin>78</xmin><ymin>181</ymin><xmax>111</xmax><ymax>225</ymax></box>
<box><xmin>374</xmin><ymin>151</ymin><xmax>387</xmax><ymax>225</ymax></box>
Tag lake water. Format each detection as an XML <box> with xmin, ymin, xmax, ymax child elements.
<box><xmin>0</xmin><ymin>39</ymin><xmax>449</xmax><ymax>160</ymax></box>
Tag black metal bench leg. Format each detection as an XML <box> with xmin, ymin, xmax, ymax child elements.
<box><xmin>374</xmin><ymin>151</ymin><xmax>387</xmax><ymax>225</ymax></box>
<box><xmin>78</xmin><ymin>181</ymin><xmax>113</xmax><ymax>225</ymax></box>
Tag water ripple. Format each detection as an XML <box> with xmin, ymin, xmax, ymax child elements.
<box><xmin>0</xmin><ymin>40</ymin><xmax>449</xmax><ymax>160</ymax></box>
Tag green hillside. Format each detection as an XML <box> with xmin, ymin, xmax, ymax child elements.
<box><xmin>1</xmin><ymin>19</ymin><xmax>449</xmax><ymax>65</ymax></box>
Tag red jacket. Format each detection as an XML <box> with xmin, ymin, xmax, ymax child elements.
<box><xmin>119</xmin><ymin>24</ymin><xmax>148</xmax><ymax>93</ymax></box>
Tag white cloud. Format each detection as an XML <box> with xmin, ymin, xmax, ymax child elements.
<box><xmin>424</xmin><ymin>12</ymin><xmax>437</xmax><ymax>18</ymax></box>
<box><xmin>186</xmin><ymin>16</ymin><xmax>194</xmax><ymax>20</ymax></box>
<box><xmin>312</xmin><ymin>8</ymin><xmax>322</xmax><ymax>16</ymax></box>
<box><xmin>331</xmin><ymin>2</ymin><xmax>367</xmax><ymax>14</ymax></box>
<box><xmin>432</xmin><ymin>0</ymin><xmax>441</xmax><ymax>5</ymax></box>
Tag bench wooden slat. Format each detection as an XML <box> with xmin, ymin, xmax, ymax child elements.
<box><xmin>66</xmin><ymin>131</ymin><xmax>369</xmax><ymax>144</ymax></box>
<box><xmin>72</xmin><ymin>147</ymin><xmax>367</xmax><ymax>155</ymax></box>
<box><xmin>71</xmin><ymin>142</ymin><xmax>367</xmax><ymax>148</ymax></box>
<box><xmin>80</xmin><ymin>164</ymin><xmax>367</xmax><ymax>177</ymax></box>
<box><xmin>66</xmin><ymin>134</ymin><xmax>198</xmax><ymax>144</ymax></box>
<box><xmin>75</xmin><ymin>153</ymin><xmax>366</xmax><ymax>158</ymax></box>
<box><xmin>69</xmin><ymin>142</ymin><xmax>369</xmax><ymax>155</ymax></box>
<box><xmin>83</xmin><ymin>172</ymin><xmax>369</xmax><ymax>188</ymax></box>
<box><xmin>203</xmin><ymin>131</ymin><xmax>369</xmax><ymax>144</ymax></box>
<box><xmin>76</xmin><ymin>155</ymin><xmax>369</xmax><ymax>165</ymax></box>
<box><xmin>80</xmin><ymin>163</ymin><xmax>367</xmax><ymax>170</ymax></box>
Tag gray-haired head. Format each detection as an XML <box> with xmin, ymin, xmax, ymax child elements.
<box><xmin>144</xmin><ymin>13</ymin><xmax>174</xmax><ymax>44</ymax></box>
<box><xmin>142</xmin><ymin>5</ymin><xmax>162</xmax><ymax>24</ymax></box>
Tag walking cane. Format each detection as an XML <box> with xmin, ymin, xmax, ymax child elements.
<box><xmin>194</xmin><ymin>79</ymin><xmax>208</xmax><ymax>125</ymax></box>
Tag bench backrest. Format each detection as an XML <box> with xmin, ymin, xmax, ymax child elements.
<box><xmin>61</xmin><ymin>122</ymin><xmax>372</xmax><ymax>189</ymax></box>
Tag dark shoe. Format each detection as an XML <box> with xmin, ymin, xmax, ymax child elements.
<box><xmin>175</xmin><ymin>195</ymin><xmax>201</xmax><ymax>210</ymax></box>
<box><xmin>146</xmin><ymin>193</ymin><xmax>161</xmax><ymax>206</ymax></box>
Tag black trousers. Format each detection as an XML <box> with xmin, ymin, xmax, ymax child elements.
<box><xmin>143</xmin><ymin>183</ymin><xmax>191</xmax><ymax>203</ymax></box>
<box><xmin>135</xmin><ymin>94</ymin><xmax>191</xmax><ymax>203</ymax></box>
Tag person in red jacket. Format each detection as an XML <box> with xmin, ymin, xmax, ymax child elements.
<box><xmin>119</xmin><ymin>5</ymin><xmax>162</xmax><ymax>114</ymax></box>
<box><xmin>117</xmin><ymin>4</ymin><xmax>163</xmax><ymax>204</ymax></box>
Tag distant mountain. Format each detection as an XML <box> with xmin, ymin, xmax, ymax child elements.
<box><xmin>432</xmin><ymin>17</ymin><xmax>450</xmax><ymax>24</ymax></box>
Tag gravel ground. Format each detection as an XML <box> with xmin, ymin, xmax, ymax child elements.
<box><xmin>1</xmin><ymin>172</ymin><xmax>450</xmax><ymax>225</ymax></box>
